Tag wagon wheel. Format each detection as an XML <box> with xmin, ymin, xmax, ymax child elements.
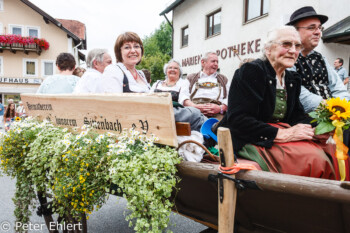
<box><xmin>37</xmin><ymin>191</ymin><xmax>87</xmax><ymax>233</ymax></box>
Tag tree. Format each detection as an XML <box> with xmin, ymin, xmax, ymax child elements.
<box><xmin>137</xmin><ymin>21</ymin><xmax>172</xmax><ymax>84</ymax></box>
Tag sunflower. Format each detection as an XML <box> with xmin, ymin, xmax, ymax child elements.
<box><xmin>15</xmin><ymin>117</ymin><xmax>21</xmax><ymax>122</ymax></box>
<box><xmin>326</xmin><ymin>97</ymin><xmax>350</xmax><ymax>120</ymax></box>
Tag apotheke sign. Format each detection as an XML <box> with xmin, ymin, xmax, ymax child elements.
<box><xmin>0</xmin><ymin>77</ymin><xmax>42</xmax><ymax>84</ymax></box>
<box><xmin>182</xmin><ymin>38</ymin><xmax>261</xmax><ymax>67</ymax></box>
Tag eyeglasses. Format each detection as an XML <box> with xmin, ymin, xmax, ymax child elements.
<box><xmin>122</xmin><ymin>44</ymin><xmax>142</xmax><ymax>51</ymax></box>
<box><xmin>274</xmin><ymin>41</ymin><xmax>303</xmax><ymax>52</ymax></box>
<box><xmin>296</xmin><ymin>25</ymin><xmax>324</xmax><ymax>32</ymax></box>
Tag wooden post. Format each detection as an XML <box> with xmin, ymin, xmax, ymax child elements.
<box><xmin>217</xmin><ymin>127</ymin><xmax>237</xmax><ymax>233</ymax></box>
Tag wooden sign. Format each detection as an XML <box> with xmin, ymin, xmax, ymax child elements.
<box><xmin>20</xmin><ymin>93</ymin><xmax>178</xmax><ymax>147</ymax></box>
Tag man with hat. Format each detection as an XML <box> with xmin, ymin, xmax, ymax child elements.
<box><xmin>287</xmin><ymin>6</ymin><xmax>350</xmax><ymax>113</ymax></box>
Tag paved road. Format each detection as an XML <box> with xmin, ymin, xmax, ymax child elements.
<box><xmin>0</xmin><ymin>128</ymin><xmax>207</xmax><ymax>233</ymax></box>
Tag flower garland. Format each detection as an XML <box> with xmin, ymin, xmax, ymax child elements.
<box><xmin>0</xmin><ymin>34</ymin><xmax>50</xmax><ymax>50</ymax></box>
<box><xmin>0</xmin><ymin>118</ymin><xmax>181</xmax><ymax>233</ymax></box>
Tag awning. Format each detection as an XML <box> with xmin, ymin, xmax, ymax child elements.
<box><xmin>322</xmin><ymin>16</ymin><xmax>350</xmax><ymax>45</ymax></box>
<box><xmin>159</xmin><ymin>0</ymin><xmax>184</xmax><ymax>15</ymax></box>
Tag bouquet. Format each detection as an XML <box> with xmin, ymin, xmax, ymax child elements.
<box><xmin>309</xmin><ymin>97</ymin><xmax>350</xmax><ymax>180</ymax></box>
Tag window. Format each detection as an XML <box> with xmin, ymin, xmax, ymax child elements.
<box><xmin>42</xmin><ymin>60</ymin><xmax>55</xmax><ymax>76</ymax></box>
<box><xmin>9</xmin><ymin>24</ymin><xmax>23</xmax><ymax>35</ymax></box>
<box><xmin>244</xmin><ymin>0</ymin><xmax>269</xmax><ymax>22</ymax></box>
<box><xmin>207</xmin><ymin>9</ymin><xmax>221</xmax><ymax>38</ymax></box>
<box><xmin>0</xmin><ymin>56</ymin><xmax>3</xmax><ymax>76</ymax></box>
<box><xmin>23</xmin><ymin>59</ymin><xmax>38</xmax><ymax>77</ymax></box>
<box><xmin>27</xmin><ymin>26</ymin><xmax>40</xmax><ymax>37</ymax></box>
<box><xmin>0</xmin><ymin>23</ymin><xmax>3</xmax><ymax>34</ymax></box>
<box><xmin>0</xmin><ymin>0</ymin><xmax>3</xmax><ymax>11</ymax></box>
<box><xmin>181</xmin><ymin>26</ymin><xmax>189</xmax><ymax>47</ymax></box>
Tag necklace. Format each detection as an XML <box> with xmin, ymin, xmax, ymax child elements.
<box><xmin>165</xmin><ymin>81</ymin><xmax>176</xmax><ymax>87</ymax></box>
<box><xmin>129</xmin><ymin>69</ymin><xmax>138</xmax><ymax>80</ymax></box>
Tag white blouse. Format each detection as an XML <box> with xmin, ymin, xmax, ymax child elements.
<box><xmin>96</xmin><ymin>62</ymin><xmax>150</xmax><ymax>93</ymax></box>
<box><xmin>150</xmin><ymin>78</ymin><xmax>186</xmax><ymax>92</ymax></box>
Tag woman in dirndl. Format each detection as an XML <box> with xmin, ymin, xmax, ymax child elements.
<box><xmin>219</xmin><ymin>26</ymin><xmax>335</xmax><ymax>179</ymax></box>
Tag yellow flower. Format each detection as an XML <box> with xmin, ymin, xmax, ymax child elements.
<box><xmin>327</xmin><ymin>97</ymin><xmax>350</xmax><ymax>120</ymax></box>
<box><xmin>15</xmin><ymin>117</ymin><xmax>21</xmax><ymax>122</ymax></box>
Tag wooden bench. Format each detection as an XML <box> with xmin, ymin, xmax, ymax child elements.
<box><xmin>21</xmin><ymin>93</ymin><xmax>350</xmax><ymax>233</ymax></box>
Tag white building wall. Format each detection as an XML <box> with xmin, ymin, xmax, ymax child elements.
<box><xmin>172</xmin><ymin>0</ymin><xmax>350</xmax><ymax>81</ymax></box>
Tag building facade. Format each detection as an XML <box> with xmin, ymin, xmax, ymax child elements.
<box><xmin>161</xmin><ymin>0</ymin><xmax>350</xmax><ymax>80</ymax></box>
<box><xmin>0</xmin><ymin>0</ymin><xmax>86</xmax><ymax>104</ymax></box>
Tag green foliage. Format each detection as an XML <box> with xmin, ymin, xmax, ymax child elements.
<box><xmin>0</xmin><ymin>118</ymin><xmax>181</xmax><ymax>233</ymax></box>
<box><xmin>109</xmin><ymin>130</ymin><xmax>181</xmax><ymax>232</ymax></box>
<box><xmin>137</xmin><ymin>21</ymin><xmax>172</xmax><ymax>84</ymax></box>
<box><xmin>137</xmin><ymin>53</ymin><xmax>171</xmax><ymax>84</ymax></box>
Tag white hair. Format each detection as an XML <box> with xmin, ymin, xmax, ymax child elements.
<box><xmin>163</xmin><ymin>59</ymin><xmax>183</xmax><ymax>79</ymax></box>
<box><xmin>201</xmin><ymin>51</ymin><xmax>217</xmax><ymax>62</ymax></box>
<box><xmin>263</xmin><ymin>26</ymin><xmax>300</xmax><ymax>57</ymax></box>
<box><xmin>86</xmin><ymin>48</ymin><xmax>109</xmax><ymax>68</ymax></box>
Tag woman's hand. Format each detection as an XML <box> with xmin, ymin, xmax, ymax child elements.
<box><xmin>274</xmin><ymin>124</ymin><xmax>314</xmax><ymax>143</ymax></box>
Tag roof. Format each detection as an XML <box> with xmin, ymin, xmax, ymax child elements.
<box><xmin>19</xmin><ymin>0</ymin><xmax>86</xmax><ymax>49</ymax></box>
<box><xmin>56</xmin><ymin>19</ymin><xmax>86</xmax><ymax>40</ymax></box>
<box><xmin>159</xmin><ymin>0</ymin><xmax>185</xmax><ymax>15</ymax></box>
<box><xmin>322</xmin><ymin>16</ymin><xmax>350</xmax><ymax>45</ymax></box>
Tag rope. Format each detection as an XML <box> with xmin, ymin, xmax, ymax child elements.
<box><xmin>219</xmin><ymin>163</ymin><xmax>257</xmax><ymax>174</ymax></box>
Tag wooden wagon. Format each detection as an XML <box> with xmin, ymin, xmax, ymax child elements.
<box><xmin>21</xmin><ymin>93</ymin><xmax>350</xmax><ymax>233</ymax></box>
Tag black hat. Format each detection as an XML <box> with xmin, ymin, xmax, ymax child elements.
<box><xmin>286</xmin><ymin>6</ymin><xmax>328</xmax><ymax>26</ymax></box>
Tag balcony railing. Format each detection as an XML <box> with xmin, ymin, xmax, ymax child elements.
<box><xmin>0</xmin><ymin>42</ymin><xmax>42</xmax><ymax>55</ymax></box>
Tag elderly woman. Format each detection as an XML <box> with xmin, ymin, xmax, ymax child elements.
<box><xmin>150</xmin><ymin>59</ymin><xmax>187</xmax><ymax>102</ymax></box>
<box><xmin>37</xmin><ymin>53</ymin><xmax>79</xmax><ymax>94</ymax></box>
<box><xmin>219</xmin><ymin>26</ymin><xmax>335</xmax><ymax>179</ymax></box>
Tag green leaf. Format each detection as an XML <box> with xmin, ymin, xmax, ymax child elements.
<box><xmin>308</xmin><ymin>111</ymin><xmax>318</xmax><ymax>119</ymax></box>
<box><xmin>315</xmin><ymin>121</ymin><xmax>335</xmax><ymax>135</ymax></box>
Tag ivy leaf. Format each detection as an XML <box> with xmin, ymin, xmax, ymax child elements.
<box><xmin>315</xmin><ymin>121</ymin><xmax>335</xmax><ymax>135</ymax></box>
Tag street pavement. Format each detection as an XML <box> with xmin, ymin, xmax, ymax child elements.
<box><xmin>0</xmin><ymin>128</ymin><xmax>207</xmax><ymax>233</ymax></box>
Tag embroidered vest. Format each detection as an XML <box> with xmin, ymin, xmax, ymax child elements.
<box><xmin>294</xmin><ymin>51</ymin><xmax>331</xmax><ymax>99</ymax></box>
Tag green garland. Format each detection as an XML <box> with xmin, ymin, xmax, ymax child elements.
<box><xmin>0</xmin><ymin>118</ymin><xmax>181</xmax><ymax>233</ymax></box>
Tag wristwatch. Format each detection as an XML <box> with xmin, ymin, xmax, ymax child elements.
<box><xmin>220</xmin><ymin>105</ymin><xmax>224</xmax><ymax>114</ymax></box>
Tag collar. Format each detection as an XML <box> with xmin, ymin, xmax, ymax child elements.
<box><xmin>276</xmin><ymin>72</ymin><xmax>286</xmax><ymax>89</ymax></box>
<box><xmin>335</xmin><ymin>66</ymin><xmax>343</xmax><ymax>71</ymax></box>
<box><xmin>200</xmin><ymin>71</ymin><xmax>217</xmax><ymax>78</ymax></box>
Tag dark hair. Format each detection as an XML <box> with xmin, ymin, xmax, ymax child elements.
<box><xmin>337</xmin><ymin>58</ymin><xmax>344</xmax><ymax>65</ymax></box>
<box><xmin>142</xmin><ymin>69</ymin><xmax>151</xmax><ymax>83</ymax></box>
<box><xmin>56</xmin><ymin>53</ymin><xmax>76</xmax><ymax>71</ymax></box>
<box><xmin>4</xmin><ymin>103</ymin><xmax>16</xmax><ymax>118</ymax></box>
<box><xmin>114</xmin><ymin>32</ymin><xmax>144</xmax><ymax>64</ymax></box>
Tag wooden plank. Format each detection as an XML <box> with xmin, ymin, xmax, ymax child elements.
<box><xmin>176</xmin><ymin>122</ymin><xmax>191</xmax><ymax>136</ymax></box>
<box><xmin>217</xmin><ymin>127</ymin><xmax>237</xmax><ymax>233</ymax></box>
<box><xmin>20</xmin><ymin>93</ymin><xmax>178</xmax><ymax>147</ymax></box>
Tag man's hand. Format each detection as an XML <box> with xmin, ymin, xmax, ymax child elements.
<box><xmin>199</xmin><ymin>103</ymin><xmax>220</xmax><ymax>116</ymax></box>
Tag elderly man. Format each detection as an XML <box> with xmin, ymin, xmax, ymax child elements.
<box><xmin>179</xmin><ymin>52</ymin><xmax>229</xmax><ymax>120</ymax></box>
<box><xmin>287</xmin><ymin>6</ymin><xmax>350</xmax><ymax>113</ymax></box>
<box><xmin>74</xmin><ymin>49</ymin><xmax>112</xmax><ymax>93</ymax></box>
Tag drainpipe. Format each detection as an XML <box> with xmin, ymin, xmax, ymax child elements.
<box><xmin>73</xmin><ymin>40</ymin><xmax>82</xmax><ymax>66</ymax></box>
<box><xmin>162</xmin><ymin>14</ymin><xmax>173</xmax><ymax>58</ymax></box>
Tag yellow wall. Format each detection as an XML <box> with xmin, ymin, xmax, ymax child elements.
<box><xmin>0</xmin><ymin>0</ymin><xmax>75</xmax><ymax>79</ymax></box>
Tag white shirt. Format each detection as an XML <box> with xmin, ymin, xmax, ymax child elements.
<box><xmin>96</xmin><ymin>63</ymin><xmax>150</xmax><ymax>93</ymax></box>
<box><xmin>150</xmin><ymin>78</ymin><xmax>186</xmax><ymax>92</ymax></box>
<box><xmin>73</xmin><ymin>68</ymin><xmax>102</xmax><ymax>93</ymax></box>
<box><xmin>179</xmin><ymin>71</ymin><xmax>229</xmax><ymax>105</ymax></box>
